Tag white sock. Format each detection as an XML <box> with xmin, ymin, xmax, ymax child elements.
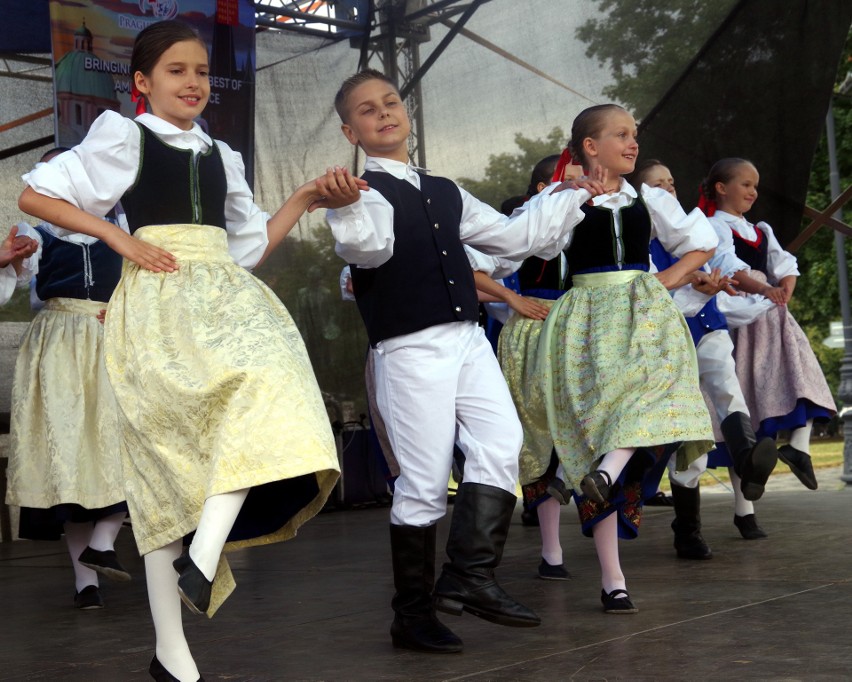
<box><xmin>593</xmin><ymin>512</ymin><xmax>626</xmax><ymax>594</ymax></box>
<box><xmin>145</xmin><ymin>539</ymin><xmax>199</xmax><ymax>682</ymax></box>
<box><xmin>537</xmin><ymin>497</ymin><xmax>563</xmax><ymax>566</ymax></box>
<box><xmin>64</xmin><ymin>521</ymin><xmax>99</xmax><ymax>592</ymax></box>
<box><xmin>189</xmin><ymin>488</ymin><xmax>249</xmax><ymax>582</ymax></box>
<box><xmin>729</xmin><ymin>469</ymin><xmax>754</xmax><ymax>517</ymax></box>
<box><xmin>89</xmin><ymin>512</ymin><xmax>127</xmax><ymax>552</ymax></box>
<box><xmin>789</xmin><ymin>420</ymin><xmax>813</xmax><ymax>453</ymax></box>
<box><xmin>597</xmin><ymin>448</ymin><xmax>636</xmax><ymax>484</ymax></box>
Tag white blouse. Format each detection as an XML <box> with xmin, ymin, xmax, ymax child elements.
<box><xmin>23</xmin><ymin>111</ymin><xmax>271</xmax><ymax>269</ymax></box>
<box><xmin>708</xmin><ymin>210</ymin><xmax>799</xmax><ymax>282</ymax></box>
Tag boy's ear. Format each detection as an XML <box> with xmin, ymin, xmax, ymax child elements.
<box><xmin>341</xmin><ymin>123</ymin><xmax>359</xmax><ymax>147</ymax></box>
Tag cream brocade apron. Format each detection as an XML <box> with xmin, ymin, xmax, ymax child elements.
<box><xmin>104</xmin><ymin>224</ymin><xmax>339</xmax><ymax>615</ymax></box>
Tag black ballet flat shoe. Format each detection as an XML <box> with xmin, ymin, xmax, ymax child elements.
<box><xmin>734</xmin><ymin>514</ymin><xmax>768</xmax><ymax>540</ymax></box>
<box><xmin>538</xmin><ymin>558</ymin><xmax>571</xmax><ymax>581</ymax></box>
<box><xmin>74</xmin><ymin>584</ymin><xmax>104</xmax><ymax>610</ymax></box>
<box><xmin>580</xmin><ymin>470</ymin><xmax>612</xmax><ymax>504</ymax></box>
<box><xmin>778</xmin><ymin>444</ymin><xmax>819</xmax><ymax>490</ymax></box>
<box><xmin>645</xmin><ymin>491</ymin><xmax>674</xmax><ymax>507</ymax></box>
<box><xmin>601</xmin><ymin>588</ymin><xmax>638</xmax><ymax>614</ymax></box>
<box><xmin>78</xmin><ymin>546</ymin><xmax>132</xmax><ymax>582</ymax></box>
<box><xmin>545</xmin><ymin>477</ymin><xmax>571</xmax><ymax>505</ymax></box>
<box><xmin>172</xmin><ymin>554</ymin><xmax>212</xmax><ymax>616</ymax></box>
<box><xmin>149</xmin><ymin>655</ymin><xmax>204</xmax><ymax>682</ymax></box>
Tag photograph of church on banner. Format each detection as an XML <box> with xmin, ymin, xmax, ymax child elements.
<box><xmin>48</xmin><ymin>0</ymin><xmax>256</xmax><ymax>181</ymax></box>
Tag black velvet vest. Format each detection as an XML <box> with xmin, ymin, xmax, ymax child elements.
<box><xmin>34</xmin><ymin>226</ymin><xmax>122</xmax><ymax>302</ymax></box>
<box><xmin>565</xmin><ymin>197</ymin><xmax>652</xmax><ymax>274</ymax></box>
<box><xmin>350</xmin><ymin>171</ymin><xmax>478</xmax><ymax>346</ymax></box>
<box><xmin>517</xmin><ymin>256</ymin><xmax>562</xmax><ymax>293</ymax></box>
<box><xmin>730</xmin><ymin>224</ymin><xmax>769</xmax><ymax>272</ymax></box>
<box><xmin>121</xmin><ymin>124</ymin><xmax>227</xmax><ymax>233</ymax></box>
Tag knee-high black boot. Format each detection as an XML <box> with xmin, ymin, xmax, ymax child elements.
<box><xmin>390</xmin><ymin>524</ymin><xmax>463</xmax><ymax>653</ymax></box>
<box><xmin>670</xmin><ymin>483</ymin><xmax>712</xmax><ymax>560</ymax></box>
<box><xmin>720</xmin><ymin>412</ymin><xmax>778</xmax><ymax>502</ymax></box>
<box><xmin>433</xmin><ymin>483</ymin><xmax>540</xmax><ymax>627</ymax></box>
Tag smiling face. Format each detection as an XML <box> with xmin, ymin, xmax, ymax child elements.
<box><xmin>640</xmin><ymin>164</ymin><xmax>676</xmax><ymax>197</ymax></box>
<box><xmin>134</xmin><ymin>39</ymin><xmax>209</xmax><ymax>130</ymax></box>
<box><xmin>716</xmin><ymin>162</ymin><xmax>759</xmax><ymax>217</ymax></box>
<box><xmin>582</xmin><ymin>109</ymin><xmax>639</xmax><ymax>178</ymax></box>
<box><xmin>340</xmin><ymin>78</ymin><xmax>411</xmax><ymax>162</ymax></box>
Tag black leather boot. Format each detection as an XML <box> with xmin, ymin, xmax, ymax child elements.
<box><xmin>720</xmin><ymin>412</ymin><xmax>778</xmax><ymax>502</ymax></box>
<box><xmin>433</xmin><ymin>483</ymin><xmax>540</xmax><ymax>628</ymax></box>
<box><xmin>670</xmin><ymin>483</ymin><xmax>712</xmax><ymax>560</ymax></box>
<box><xmin>389</xmin><ymin>524</ymin><xmax>463</xmax><ymax>653</ymax></box>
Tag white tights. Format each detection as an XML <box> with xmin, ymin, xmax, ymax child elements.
<box><xmin>537</xmin><ymin>497</ymin><xmax>563</xmax><ymax>566</ymax></box>
<box><xmin>597</xmin><ymin>447</ymin><xmax>636</xmax><ymax>485</ymax></box>
<box><xmin>728</xmin><ymin>470</ymin><xmax>754</xmax><ymax>517</ymax></box>
<box><xmin>143</xmin><ymin>488</ymin><xmax>249</xmax><ymax>681</ymax></box>
<box><xmin>789</xmin><ymin>419</ymin><xmax>813</xmax><ymax>453</ymax></box>
<box><xmin>64</xmin><ymin>512</ymin><xmax>126</xmax><ymax>592</ymax></box>
<box><xmin>592</xmin><ymin>512</ymin><xmax>625</xmax><ymax>594</ymax></box>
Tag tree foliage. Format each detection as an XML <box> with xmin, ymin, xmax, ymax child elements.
<box><xmin>456</xmin><ymin>128</ymin><xmax>566</xmax><ymax>210</ymax></box>
<box><xmin>575</xmin><ymin>0</ymin><xmax>738</xmax><ymax>117</ymax></box>
<box><xmin>789</xmin><ymin>37</ymin><xmax>852</xmax><ymax>400</ymax></box>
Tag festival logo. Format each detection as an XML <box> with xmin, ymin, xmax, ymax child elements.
<box><xmin>138</xmin><ymin>0</ymin><xmax>179</xmax><ymax>20</ymax></box>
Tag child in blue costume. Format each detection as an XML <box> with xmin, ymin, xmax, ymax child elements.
<box><xmin>19</xmin><ymin>21</ymin><xmax>360</xmax><ymax>682</ymax></box>
<box><xmin>7</xmin><ymin>147</ymin><xmax>131</xmax><ymax>610</ymax></box>
<box><xmin>327</xmin><ymin>70</ymin><xmax>596</xmax><ymax>654</ymax></box>
<box><xmin>635</xmin><ymin>159</ymin><xmax>780</xmax><ymax>556</ymax></box>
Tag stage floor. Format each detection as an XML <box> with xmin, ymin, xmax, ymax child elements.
<box><xmin>1</xmin><ymin>471</ymin><xmax>850</xmax><ymax>681</ymax></box>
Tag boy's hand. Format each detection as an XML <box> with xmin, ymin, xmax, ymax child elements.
<box><xmin>309</xmin><ymin>166</ymin><xmax>369</xmax><ymax>213</ymax></box>
<box><xmin>0</xmin><ymin>226</ymin><xmax>38</xmax><ymax>267</ymax></box>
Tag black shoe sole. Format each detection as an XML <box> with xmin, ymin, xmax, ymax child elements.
<box><xmin>579</xmin><ymin>475</ymin><xmax>606</xmax><ymax>504</ymax></box>
<box><xmin>391</xmin><ymin>636</ymin><xmax>463</xmax><ymax>654</ymax></box>
<box><xmin>739</xmin><ymin>438</ymin><xmax>778</xmax><ymax>501</ymax></box>
<box><xmin>78</xmin><ymin>561</ymin><xmax>132</xmax><ymax>582</ymax></box>
<box><xmin>778</xmin><ymin>447</ymin><xmax>819</xmax><ymax>490</ymax></box>
<box><xmin>433</xmin><ymin>595</ymin><xmax>541</xmax><ymax>628</ymax></box>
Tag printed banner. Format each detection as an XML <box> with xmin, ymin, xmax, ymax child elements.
<box><xmin>48</xmin><ymin>0</ymin><xmax>256</xmax><ymax>182</ymax></box>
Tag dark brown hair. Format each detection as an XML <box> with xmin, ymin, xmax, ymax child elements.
<box><xmin>527</xmin><ymin>154</ymin><xmax>561</xmax><ymax>196</ymax></box>
<box><xmin>130</xmin><ymin>21</ymin><xmax>205</xmax><ymax>78</ymax></box>
<box><xmin>334</xmin><ymin>68</ymin><xmax>399</xmax><ymax>122</ymax></box>
<box><xmin>701</xmin><ymin>157</ymin><xmax>753</xmax><ymax>200</ymax></box>
<box><xmin>567</xmin><ymin>103</ymin><xmax>627</xmax><ymax>168</ymax></box>
<box><xmin>628</xmin><ymin>158</ymin><xmax>666</xmax><ymax>191</ymax></box>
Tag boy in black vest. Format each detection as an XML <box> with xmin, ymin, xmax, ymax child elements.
<box><xmin>324</xmin><ymin>69</ymin><xmax>595</xmax><ymax>654</ymax></box>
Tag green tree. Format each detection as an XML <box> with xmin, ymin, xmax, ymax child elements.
<box><xmin>575</xmin><ymin>0</ymin><xmax>737</xmax><ymax>117</ymax></box>
<box><xmin>456</xmin><ymin>128</ymin><xmax>566</xmax><ymax>210</ymax></box>
<box><xmin>789</xmin><ymin>36</ymin><xmax>852</xmax><ymax>400</ymax></box>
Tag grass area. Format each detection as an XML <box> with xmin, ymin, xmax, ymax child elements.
<box><xmin>659</xmin><ymin>437</ymin><xmax>846</xmax><ymax>491</ymax></box>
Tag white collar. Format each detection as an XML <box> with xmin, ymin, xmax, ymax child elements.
<box><xmin>589</xmin><ymin>177</ymin><xmax>635</xmax><ymax>206</ymax></box>
<box><xmin>364</xmin><ymin>156</ymin><xmax>429</xmax><ymax>179</ymax></box>
<box><xmin>135</xmin><ymin>113</ymin><xmax>213</xmax><ymax>147</ymax></box>
<box><xmin>714</xmin><ymin>210</ymin><xmax>748</xmax><ymax>225</ymax></box>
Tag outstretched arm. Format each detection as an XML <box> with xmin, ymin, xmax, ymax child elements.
<box><xmin>654</xmin><ymin>248</ymin><xmax>714</xmax><ymax>290</ymax></box>
<box><xmin>256</xmin><ymin>166</ymin><xmax>367</xmax><ymax>268</ymax></box>
<box><xmin>19</xmin><ymin>188</ymin><xmax>178</xmax><ymax>273</ymax></box>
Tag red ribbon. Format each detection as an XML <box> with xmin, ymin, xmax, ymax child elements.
<box><xmin>551</xmin><ymin>147</ymin><xmax>575</xmax><ymax>183</ymax></box>
<box><xmin>130</xmin><ymin>83</ymin><xmax>146</xmax><ymax>116</ymax></box>
<box><xmin>697</xmin><ymin>183</ymin><xmax>716</xmax><ymax>216</ymax></box>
